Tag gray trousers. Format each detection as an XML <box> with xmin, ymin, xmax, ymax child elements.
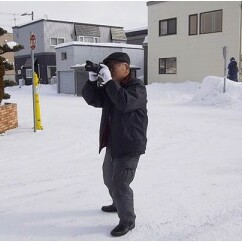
<box><xmin>102</xmin><ymin>148</ymin><xmax>140</xmax><ymax>225</ymax></box>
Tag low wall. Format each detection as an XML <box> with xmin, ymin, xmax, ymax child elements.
<box><xmin>0</xmin><ymin>103</ymin><xmax>18</xmax><ymax>134</ymax></box>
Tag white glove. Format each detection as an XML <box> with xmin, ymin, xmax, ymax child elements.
<box><xmin>89</xmin><ymin>71</ymin><xmax>99</xmax><ymax>82</ymax></box>
<box><xmin>98</xmin><ymin>64</ymin><xmax>112</xmax><ymax>84</ymax></box>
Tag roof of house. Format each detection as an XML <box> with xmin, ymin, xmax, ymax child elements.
<box><xmin>55</xmin><ymin>41</ymin><xmax>143</xmax><ymax>50</ymax></box>
<box><xmin>12</xmin><ymin>18</ymin><xmax>124</xmax><ymax>29</ymax></box>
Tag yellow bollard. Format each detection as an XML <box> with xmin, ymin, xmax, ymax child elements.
<box><xmin>35</xmin><ymin>93</ymin><xmax>43</xmax><ymax>130</ymax></box>
<box><xmin>34</xmin><ymin>72</ymin><xmax>43</xmax><ymax>130</ymax></box>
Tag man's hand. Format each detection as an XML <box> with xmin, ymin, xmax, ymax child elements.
<box><xmin>89</xmin><ymin>71</ymin><xmax>99</xmax><ymax>82</ymax></box>
<box><xmin>98</xmin><ymin>64</ymin><xmax>112</xmax><ymax>84</ymax></box>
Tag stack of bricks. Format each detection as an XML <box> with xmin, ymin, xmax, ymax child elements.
<box><xmin>0</xmin><ymin>103</ymin><xmax>18</xmax><ymax>134</ymax></box>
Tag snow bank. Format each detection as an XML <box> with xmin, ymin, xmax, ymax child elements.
<box><xmin>147</xmin><ymin>76</ymin><xmax>242</xmax><ymax>111</ymax></box>
<box><xmin>146</xmin><ymin>81</ymin><xmax>200</xmax><ymax>103</ymax></box>
<box><xmin>190</xmin><ymin>76</ymin><xmax>242</xmax><ymax>110</ymax></box>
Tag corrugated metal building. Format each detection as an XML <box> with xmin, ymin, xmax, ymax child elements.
<box><xmin>55</xmin><ymin>42</ymin><xmax>144</xmax><ymax>96</ymax></box>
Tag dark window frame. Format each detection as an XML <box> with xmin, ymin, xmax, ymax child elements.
<box><xmin>200</xmin><ymin>9</ymin><xmax>223</xmax><ymax>35</ymax></box>
<box><xmin>61</xmin><ymin>52</ymin><xmax>67</xmax><ymax>60</ymax></box>
<box><xmin>159</xmin><ymin>18</ymin><xmax>177</xmax><ymax>36</ymax></box>
<box><xmin>189</xmin><ymin>14</ymin><xmax>198</xmax><ymax>36</ymax></box>
<box><xmin>159</xmin><ymin>57</ymin><xmax>177</xmax><ymax>74</ymax></box>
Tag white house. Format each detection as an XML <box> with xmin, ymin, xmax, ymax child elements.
<box><xmin>55</xmin><ymin>42</ymin><xmax>144</xmax><ymax>95</ymax></box>
<box><xmin>147</xmin><ymin>1</ymin><xmax>241</xmax><ymax>83</ymax></box>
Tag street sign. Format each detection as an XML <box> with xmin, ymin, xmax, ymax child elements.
<box><xmin>30</xmin><ymin>34</ymin><xmax>36</xmax><ymax>50</ymax></box>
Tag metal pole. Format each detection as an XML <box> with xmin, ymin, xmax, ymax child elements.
<box><xmin>38</xmin><ymin>63</ymin><xmax>40</xmax><ymax>80</ymax></box>
<box><xmin>223</xmin><ymin>58</ymin><xmax>226</xmax><ymax>93</ymax></box>
<box><xmin>223</xmin><ymin>46</ymin><xmax>227</xmax><ymax>93</ymax></box>
<box><xmin>31</xmin><ymin>37</ymin><xmax>36</xmax><ymax>132</ymax></box>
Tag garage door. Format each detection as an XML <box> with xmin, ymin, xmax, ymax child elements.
<box><xmin>59</xmin><ymin>71</ymin><xmax>75</xmax><ymax>94</ymax></box>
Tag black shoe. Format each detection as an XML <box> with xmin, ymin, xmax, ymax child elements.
<box><xmin>101</xmin><ymin>204</ymin><xmax>117</xmax><ymax>212</ymax></box>
<box><xmin>111</xmin><ymin>222</ymin><xmax>135</xmax><ymax>237</ymax></box>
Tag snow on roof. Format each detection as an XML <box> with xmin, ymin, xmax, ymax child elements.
<box><xmin>55</xmin><ymin>41</ymin><xmax>143</xmax><ymax>49</ymax></box>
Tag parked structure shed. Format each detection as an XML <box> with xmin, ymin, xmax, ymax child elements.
<box><xmin>55</xmin><ymin>42</ymin><xmax>144</xmax><ymax>95</ymax></box>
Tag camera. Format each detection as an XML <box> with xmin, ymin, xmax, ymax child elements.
<box><xmin>85</xmin><ymin>60</ymin><xmax>102</xmax><ymax>74</ymax></box>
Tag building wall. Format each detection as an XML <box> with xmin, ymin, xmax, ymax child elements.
<box><xmin>99</xmin><ymin>26</ymin><xmax>112</xmax><ymax>43</ymax></box>
<box><xmin>13</xmin><ymin>21</ymin><xmax>45</xmax><ymax>56</ymax></box>
<box><xmin>148</xmin><ymin>1</ymin><xmax>241</xmax><ymax>83</ymax></box>
<box><xmin>43</xmin><ymin>21</ymin><xmax>74</xmax><ymax>52</ymax></box>
<box><xmin>126</xmin><ymin>34</ymin><xmax>147</xmax><ymax>45</ymax></box>
<box><xmin>14</xmin><ymin>53</ymin><xmax>56</xmax><ymax>85</ymax></box>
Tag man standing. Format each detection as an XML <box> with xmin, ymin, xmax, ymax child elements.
<box><xmin>227</xmin><ymin>57</ymin><xmax>239</xmax><ymax>82</ymax></box>
<box><xmin>82</xmin><ymin>52</ymin><xmax>148</xmax><ymax>237</ymax></box>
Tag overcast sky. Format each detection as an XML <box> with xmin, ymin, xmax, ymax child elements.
<box><xmin>0</xmin><ymin>1</ymin><xmax>148</xmax><ymax>33</ymax></box>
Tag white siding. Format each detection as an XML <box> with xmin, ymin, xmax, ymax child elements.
<box><xmin>148</xmin><ymin>1</ymin><xmax>241</xmax><ymax>83</ymax></box>
<box><xmin>44</xmin><ymin>22</ymin><xmax>74</xmax><ymax>53</ymax></box>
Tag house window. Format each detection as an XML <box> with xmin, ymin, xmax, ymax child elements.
<box><xmin>159</xmin><ymin>58</ymin><xmax>177</xmax><ymax>74</ymax></box>
<box><xmin>26</xmin><ymin>69</ymin><xmax>32</xmax><ymax>78</ymax></box>
<box><xmin>50</xmin><ymin>37</ymin><xmax>65</xmax><ymax>46</ymax></box>
<box><xmin>189</xmin><ymin>14</ymin><xmax>198</xmax><ymax>35</ymax></box>
<box><xmin>159</xmin><ymin>18</ymin><xmax>177</xmax><ymax>36</ymax></box>
<box><xmin>200</xmin><ymin>10</ymin><xmax>222</xmax><ymax>34</ymax></box>
<box><xmin>61</xmin><ymin>52</ymin><xmax>67</xmax><ymax>60</ymax></box>
<box><xmin>94</xmin><ymin>37</ymin><xmax>99</xmax><ymax>43</ymax></box>
<box><xmin>78</xmin><ymin>36</ymin><xmax>99</xmax><ymax>43</ymax></box>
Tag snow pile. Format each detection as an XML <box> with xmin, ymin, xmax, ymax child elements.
<box><xmin>190</xmin><ymin>76</ymin><xmax>242</xmax><ymax>110</ymax></box>
<box><xmin>146</xmin><ymin>81</ymin><xmax>200</xmax><ymax>103</ymax></box>
<box><xmin>147</xmin><ymin>76</ymin><xmax>242</xmax><ymax>111</ymax></box>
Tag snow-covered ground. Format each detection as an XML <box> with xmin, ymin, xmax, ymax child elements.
<box><xmin>1</xmin><ymin>76</ymin><xmax>242</xmax><ymax>240</ymax></box>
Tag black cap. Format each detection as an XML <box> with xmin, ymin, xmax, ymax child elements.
<box><xmin>103</xmin><ymin>52</ymin><xmax>130</xmax><ymax>65</ymax></box>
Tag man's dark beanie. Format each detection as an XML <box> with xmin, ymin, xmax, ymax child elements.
<box><xmin>103</xmin><ymin>52</ymin><xmax>130</xmax><ymax>65</ymax></box>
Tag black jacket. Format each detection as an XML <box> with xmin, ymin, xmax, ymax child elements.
<box><xmin>228</xmin><ymin>60</ymin><xmax>239</xmax><ymax>81</ymax></box>
<box><xmin>82</xmin><ymin>77</ymin><xmax>148</xmax><ymax>158</ymax></box>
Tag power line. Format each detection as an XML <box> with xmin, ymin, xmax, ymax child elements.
<box><xmin>0</xmin><ymin>12</ymin><xmax>22</xmax><ymax>16</ymax></box>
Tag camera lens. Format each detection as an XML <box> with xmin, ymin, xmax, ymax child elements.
<box><xmin>85</xmin><ymin>60</ymin><xmax>102</xmax><ymax>74</ymax></box>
